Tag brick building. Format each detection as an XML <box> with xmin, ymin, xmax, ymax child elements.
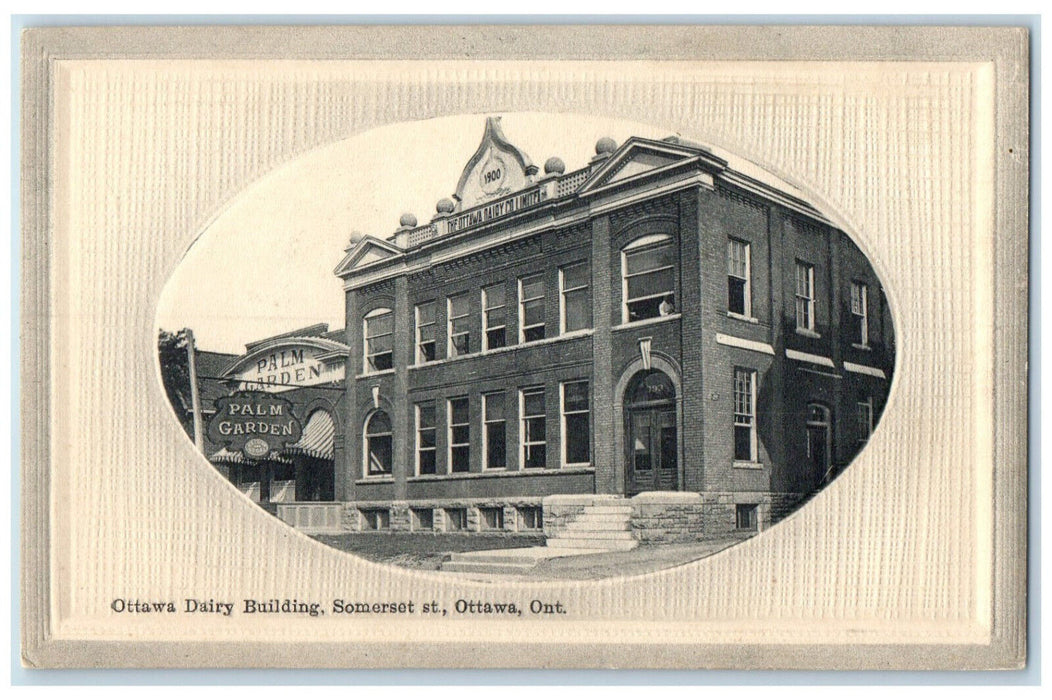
<box><xmin>330</xmin><ymin>117</ymin><xmax>894</xmax><ymax>536</ymax></box>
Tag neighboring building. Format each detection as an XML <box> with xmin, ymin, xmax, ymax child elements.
<box><xmin>179</xmin><ymin>324</ymin><xmax>349</xmax><ymax>505</ymax></box>
<box><xmin>331</xmin><ymin>117</ymin><xmax>894</xmax><ymax>537</ymax></box>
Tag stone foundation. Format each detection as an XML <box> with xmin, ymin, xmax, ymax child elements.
<box><xmin>341</xmin><ymin>497</ymin><xmax>545</xmax><ymax>534</ymax></box>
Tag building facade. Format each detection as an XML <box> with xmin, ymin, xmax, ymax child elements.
<box><xmin>330</xmin><ymin>117</ymin><xmax>894</xmax><ymax>536</ymax></box>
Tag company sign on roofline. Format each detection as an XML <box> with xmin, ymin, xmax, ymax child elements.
<box><xmin>446</xmin><ymin>186</ymin><xmax>549</xmax><ymax>235</ymax></box>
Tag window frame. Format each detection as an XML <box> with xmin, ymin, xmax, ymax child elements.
<box><xmin>362</xmin><ymin>307</ymin><xmax>394</xmax><ymax>374</ymax></box>
<box><xmin>727</xmin><ymin>238</ymin><xmax>752</xmax><ymax>318</ymax></box>
<box><xmin>850</xmin><ymin>280</ymin><xmax>870</xmax><ymax>347</ymax></box>
<box><xmin>518</xmin><ymin>273</ymin><xmax>547</xmax><ymax>343</ymax></box>
<box><xmin>621</xmin><ymin>234</ymin><xmax>676</xmax><ymax>324</ymax></box>
<box><xmin>733</xmin><ymin>367</ymin><xmax>758</xmax><ymax>463</ymax></box>
<box><xmin>481</xmin><ymin>282</ymin><xmax>508</xmax><ymax>351</ymax></box>
<box><xmin>559</xmin><ymin>260</ymin><xmax>591</xmax><ymax>334</ymax></box>
<box><xmin>414</xmin><ymin>301</ymin><xmax>437</xmax><ymax>364</ymax></box>
<box><xmin>415</xmin><ymin>402</ymin><xmax>437</xmax><ymax>476</ymax></box>
<box><xmin>520</xmin><ymin>386</ymin><xmax>547</xmax><ymax>469</ymax></box>
<box><xmin>447</xmin><ymin>293</ymin><xmax>471</xmax><ymax>358</ymax></box>
<box><xmin>794</xmin><ymin>260</ymin><xmax>816</xmax><ymax>332</ymax></box>
<box><xmin>856</xmin><ymin>397</ymin><xmax>874</xmax><ymax>446</ymax></box>
<box><xmin>447</xmin><ymin>396</ymin><xmax>471</xmax><ymax>473</ymax></box>
<box><xmin>362</xmin><ymin>409</ymin><xmax>393</xmax><ymax>478</ymax></box>
<box><xmin>560</xmin><ymin>380</ymin><xmax>591</xmax><ymax>467</ymax></box>
<box><xmin>482</xmin><ymin>391</ymin><xmax>507</xmax><ymax>470</ymax></box>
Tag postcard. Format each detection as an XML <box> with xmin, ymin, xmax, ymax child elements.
<box><xmin>20</xmin><ymin>24</ymin><xmax>1029</xmax><ymax>669</ymax></box>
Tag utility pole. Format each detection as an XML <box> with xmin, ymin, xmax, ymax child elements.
<box><xmin>185</xmin><ymin>328</ymin><xmax>205</xmax><ymax>452</ymax></box>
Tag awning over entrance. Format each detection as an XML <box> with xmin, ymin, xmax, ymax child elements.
<box><xmin>210</xmin><ymin>447</ymin><xmax>289</xmax><ymax>464</ymax></box>
<box><xmin>282</xmin><ymin>411</ymin><xmax>335</xmax><ymax>460</ymax></box>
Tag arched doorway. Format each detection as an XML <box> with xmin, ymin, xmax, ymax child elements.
<box><xmin>624</xmin><ymin>369</ymin><xmax>678</xmax><ymax>495</ymax></box>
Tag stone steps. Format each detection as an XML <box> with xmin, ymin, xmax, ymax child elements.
<box><xmin>543</xmin><ymin>536</ymin><xmax>638</xmax><ymax>551</ymax></box>
<box><xmin>545</xmin><ymin>498</ymin><xmax>639</xmax><ymax>552</ymax></box>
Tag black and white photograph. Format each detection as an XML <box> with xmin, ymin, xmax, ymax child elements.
<box><xmin>19</xmin><ymin>25</ymin><xmax>1028</xmax><ymax>670</ymax></box>
<box><xmin>156</xmin><ymin>113</ymin><xmax>896</xmax><ymax>579</ymax></box>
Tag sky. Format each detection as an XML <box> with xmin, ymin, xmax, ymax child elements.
<box><xmin>153</xmin><ymin>111</ymin><xmax>806</xmax><ymax>355</ymax></box>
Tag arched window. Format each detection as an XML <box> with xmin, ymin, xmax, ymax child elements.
<box><xmin>364</xmin><ymin>410</ymin><xmax>393</xmax><ymax>476</ymax></box>
<box><xmin>622</xmin><ymin>234</ymin><xmax>676</xmax><ymax>323</ymax></box>
<box><xmin>363</xmin><ymin>308</ymin><xmax>394</xmax><ymax>372</ymax></box>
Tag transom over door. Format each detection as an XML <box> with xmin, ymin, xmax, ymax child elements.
<box><xmin>624</xmin><ymin>370</ymin><xmax>679</xmax><ymax>496</ymax></box>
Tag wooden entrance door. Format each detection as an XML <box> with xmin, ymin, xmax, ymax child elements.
<box><xmin>624</xmin><ymin>370</ymin><xmax>678</xmax><ymax>496</ymax></box>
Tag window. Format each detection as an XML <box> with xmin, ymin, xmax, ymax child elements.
<box><xmin>735</xmin><ymin>504</ymin><xmax>758</xmax><ymax>530</ymax></box>
<box><xmin>850</xmin><ymin>281</ymin><xmax>869</xmax><ymax>346</ymax></box>
<box><xmin>733</xmin><ymin>368</ymin><xmax>757</xmax><ymax>462</ymax></box>
<box><xmin>560</xmin><ymin>261</ymin><xmax>591</xmax><ymax>333</ymax></box>
<box><xmin>623</xmin><ymin>235</ymin><xmax>676</xmax><ymax>322</ymax></box>
<box><xmin>521</xmin><ymin>387</ymin><xmax>547</xmax><ymax>469</ymax></box>
<box><xmin>561</xmin><ymin>380</ymin><xmax>591</xmax><ymax>465</ymax></box>
<box><xmin>363</xmin><ymin>308</ymin><xmax>393</xmax><ymax>372</ymax></box>
<box><xmin>482</xmin><ymin>283</ymin><xmax>507</xmax><ymax>350</ymax></box>
<box><xmin>415</xmin><ymin>301</ymin><xmax>436</xmax><ymax>363</ymax></box>
<box><xmin>364</xmin><ymin>410</ymin><xmax>392</xmax><ymax>476</ymax></box>
<box><xmin>478</xmin><ymin>507</ymin><xmax>504</xmax><ymax>530</ymax></box>
<box><xmin>415</xmin><ymin>403</ymin><xmax>437</xmax><ymax>475</ymax></box>
<box><xmin>518</xmin><ymin>506</ymin><xmax>543</xmax><ymax>530</ymax></box>
<box><xmin>447</xmin><ymin>293</ymin><xmax>471</xmax><ymax>357</ymax></box>
<box><xmin>360</xmin><ymin>509</ymin><xmax>390</xmax><ymax>530</ymax></box>
<box><xmin>483</xmin><ymin>392</ymin><xmax>507</xmax><ymax>469</ymax></box>
<box><xmin>727</xmin><ymin>238</ymin><xmax>751</xmax><ymax>316</ymax></box>
<box><xmin>444</xmin><ymin>508</ymin><xmax>468</xmax><ymax>532</ymax></box>
<box><xmin>411</xmin><ymin>508</ymin><xmax>434</xmax><ymax>531</ymax></box>
<box><xmin>795</xmin><ymin>261</ymin><xmax>815</xmax><ymax>331</ymax></box>
<box><xmin>448</xmin><ymin>397</ymin><xmax>470</xmax><ymax>473</ymax></box>
<box><xmin>857</xmin><ymin>398</ymin><xmax>874</xmax><ymax>445</ymax></box>
<box><xmin>519</xmin><ymin>274</ymin><xmax>546</xmax><ymax>342</ymax></box>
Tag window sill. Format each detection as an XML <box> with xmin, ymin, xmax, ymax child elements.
<box><xmin>355</xmin><ymin>368</ymin><xmax>395</xmax><ymax>380</ymax></box>
<box><xmin>851</xmin><ymin>343</ymin><xmax>872</xmax><ymax>351</ymax></box>
<box><xmin>407</xmin><ymin>330</ymin><xmax>594</xmax><ymax>369</ymax></box>
<box><xmin>727</xmin><ymin>311</ymin><xmax>759</xmax><ymax>324</ymax></box>
<box><xmin>355</xmin><ymin>476</ymin><xmax>395</xmax><ymax>485</ymax></box>
<box><xmin>794</xmin><ymin>328</ymin><xmax>821</xmax><ymax>339</ymax></box>
<box><xmin>407</xmin><ymin>466</ymin><xmax>595</xmax><ymax>482</ymax></box>
<box><xmin>732</xmin><ymin>460</ymin><xmax>764</xmax><ymax>470</ymax></box>
<box><xmin>613</xmin><ymin>313</ymin><xmax>681</xmax><ymax>331</ymax></box>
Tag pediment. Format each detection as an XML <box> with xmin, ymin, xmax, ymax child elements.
<box><xmin>453</xmin><ymin>117</ymin><xmax>538</xmax><ymax>210</ymax></box>
<box><xmin>577</xmin><ymin>139</ymin><xmax>703</xmax><ymax>194</ymax></box>
<box><xmin>333</xmin><ymin>236</ymin><xmax>402</xmax><ymax>277</ymax></box>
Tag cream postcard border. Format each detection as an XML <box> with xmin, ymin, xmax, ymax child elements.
<box><xmin>20</xmin><ymin>25</ymin><xmax>1028</xmax><ymax>670</ymax></box>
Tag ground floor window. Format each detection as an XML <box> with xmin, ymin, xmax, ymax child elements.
<box><xmin>856</xmin><ymin>398</ymin><xmax>874</xmax><ymax>445</ymax></box>
<box><xmin>521</xmin><ymin>387</ymin><xmax>547</xmax><ymax>469</ymax></box>
<box><xmin>364</xmin><ymin>410</ymin><xmax>392</xmax><ymax>476</ymax></box>
<box><xmin>561</xmin><ymin>380</ymin><xmax>590</xmax><ymax>465</ymax></box>
<box><xmin>448</xmin><ymin>397</ymin><xmax>470</xmax><ymax>473</ymax></box>
<box><xmin>483</xmin><ymin>392</ymin><xmax>506</xmax><ymax>469</ymax></box>
<box><xmin>733</xmin><ymin>368</ymin><xmax>757</xmax><ymax>462</ymax></box>
<box><xmin>416</xmin><ymin>403</ymin><xmax>437</xmax><ymax>475</ymax></box>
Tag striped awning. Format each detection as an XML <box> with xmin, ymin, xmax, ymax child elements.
<box><xmin>281</xmin><ymin>411</ymin><xmax>335</xmax><ymax>460</ymax></box>
<box><xmin>210</xmin><ymin>447</ymin><xmax>289</xmax><ymax>465</ymax></box>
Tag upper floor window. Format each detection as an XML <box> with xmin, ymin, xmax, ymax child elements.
<box><xmin>623</xmin><ymin>234</ymin><xmax>675</xmax><ymax>323</ymax></box>
<box><xmin>482</xmin><ymin>283</ymin><xmax>507</xmax><ymax>350</ymax></box>
<box><xmin>850</xmin><ymin>281</ymin><xmax>869</xmax><ymax>347</ymax></box>
<box><xmin>727</xmin><ymin>238</ymin><xmax>751</xmax><ymax>317</ymax></box>
<box><xmin>364</xmin><ymin>410</ymin><xmax>392</xmax><ymax>476</ymax></box>
<box><xmin>794</xmin><ymin>261</ymin><xmax>816</xmax><ymax>332</ymax></box>
<box><xmin>363</xmin><ymin>308</ymin><xmax>393</xmax><ymax>373</ymax></box>
<box><xmin>519</xmin><ymin>274</ymin><xmax>547</xmax><ymax>343</ymax></box>
<box><xmin>447</xmin><ymin>293</ymin><xmax>471</xmax><ymax>357</ymax></box>
<box><xmin>415</xmin><ymin>301</ymin><xmax>436</xmax><ymax>364</ymax></box>
<box><xmin>560</xmin><ymin>261</ymin><xmax>591</xmax><ymax>333</ymax></box>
